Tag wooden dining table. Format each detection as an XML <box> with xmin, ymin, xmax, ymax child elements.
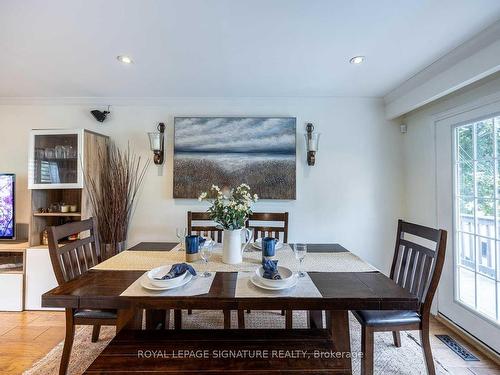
<box><xmin>42</xmin><ymin>242</ymin><xmax>419</xmax><ymax>374</ymax></box>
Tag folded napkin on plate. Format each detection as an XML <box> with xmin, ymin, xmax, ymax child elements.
<box><xmin>156</xmin><ymin>263</ymin><xmax>197</xmax><ymax>280</ymax></box>
<box><xmin>262</xmin><ymin>259</ymin><xmax>282</xmax><ymax>280</ymax></box>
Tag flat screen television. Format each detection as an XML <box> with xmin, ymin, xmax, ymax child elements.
<box><xmin>0</xmin><ymin>174</ymin><xmax>15</xmax><ymax>240</ymax></box>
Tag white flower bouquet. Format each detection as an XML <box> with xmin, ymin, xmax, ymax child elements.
<box><xmin>198</xmin><ymin>184</ymin><xmax>258</xmax><ymax>230</ymax></box>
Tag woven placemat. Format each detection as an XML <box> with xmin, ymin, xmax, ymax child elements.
<box><xmin>235</xmin><ymin>272</ymin><xmax>323</xmax><ymax>298</ymax></box>
<box><xmin>92</xmin><ymin>244</ymin><xmax>377</xmax><ymax>273</ymax></box>
<box><xmin>120</xmin><ymin>272</ymin><xmax>215</xmax><ymax>297</ymax></box>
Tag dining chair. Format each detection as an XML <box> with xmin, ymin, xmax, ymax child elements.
<box><xmin>240</xmin><ymin>212</ymin><xmax>289</xmax><ymax>329</ymax></box>
<box><xmin>246</xmin><ymin>212</ymin><xmax>289</xmax><ymax>243</ymax></box>
<box><xmin>187</xmin><ymin>211</ymin><xmax>223</xmax><ymax>242</ymax></box>
<box><xmin>47</xmin><ymin>218</ymin><xmax>119</xmax><ymax>375</ymax></box>
<box><xmin>352</xmin><ymin>219</ymin><xmax>447</xmax><ymax>375</ymax></box>
<box><xmin>182</xmin><ymin>211</ymin><xmax>229</xmax><ymax>328</ymax></box>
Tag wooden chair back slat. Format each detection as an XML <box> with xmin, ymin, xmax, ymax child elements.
<box><xmin>403</xmin><ymin>248</ymin><xmax>419</xmax><ymax>292</ymax></box>
<box><xmin>69</xmin><ymin>248</ymin><xmax>81</xmax><ymax>276</ymax></box>
<box><xmin>187</xmin><ymin>211</ymin><xmax>223</xmax><ymax>243</ymax></box>
<box><xmin>189</xmin><ymin>212</ymin><xmax>214</xmax><ymax>221</ymax></box>
<box><xmin>83</xmin><ymin>243</ymin><xmax>94</xmax><ymax>270</ymax></box>
<box><xmin>61</xmin><ymin>251</ymin><xmax>73</xmax><ymax>281</ymax></box>
<box><xmin>395</xmin><ymin>245</ymin><xmax>410</xmax><ymax>286</ymax></box>
<box><xmin>410</xmin><ymin>252</ymin><xmax>425</xmax><ymax>296</ymax></box>
<box><xmin>418</xmin><ymin>256</ymin><xmax>435</xmax><ymax>302</ymax></box>
<box><xmin>400</xmin><ymin>221</ymin><xmax>440</xmax><ymax>242</ymax></box>
<box><xmin>77</xmin><ymin>246</ymin><xmax>88</xmax><ymax>274</ymax></box>
<box><xmin>48</xmin><ymin>218</ymin><xmax>102</xmax><ymax>285</ymax></box>
<box><xmin>246</xmin><ymin>212</ymin><xmax>289</xmax><ymax>243</ymax></box>
<box><xmin>389</xmin><ymin>219</ymin><xmax>447</xmax><ymax>315</ymax></box>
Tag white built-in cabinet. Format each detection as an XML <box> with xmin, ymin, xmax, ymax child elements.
<box><xmin>25</xmin><ymin>247</ymin><xmax>60</xmax><ymax>310</ymax></box>
<box><xmin>0</xmin><ymin>273</ymin><xmax>23</xmax><ymax>310</ymax></box>
<box><xmin>0</xmin><ymin>242</ymin><xmax>26</xmax><ymax>311</ymax></box>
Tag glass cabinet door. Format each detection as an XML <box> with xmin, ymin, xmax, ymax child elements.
<box><xmin>29</xmin><ymin>130</ymin><xmax>82</xmax><ymax>189</ymax></box>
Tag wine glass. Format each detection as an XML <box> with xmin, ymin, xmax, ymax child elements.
<box><xmin>200</xmin><ymin>240</ymin><xmax>213</xmax><ymax>277</ymax></box>
<box><xmin>293</xmin><ymin>243</ymin><xmax>307</xmax><ymax>278</ymax></box>
<box><xmin>176</xmin><ymin>228</ymin><xmax>187</xmax><ymax>251</ymax></box>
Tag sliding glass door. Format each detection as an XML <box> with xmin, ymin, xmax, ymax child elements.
<box><xmin>436</xmin><ymin>100</ymin><xmax>500</xmax><ymax>353</ymax></box>
<box><xmin>455</xmin><ymin>117</ymin><xmax>499</xmax><ymax>323</ymax></box>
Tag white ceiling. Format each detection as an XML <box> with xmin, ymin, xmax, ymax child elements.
<box><xmin>1</xmin><ymin>0</ymin><xmax>500</xmax><ymax>98</ymax></box>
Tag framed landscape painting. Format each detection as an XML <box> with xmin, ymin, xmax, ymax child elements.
<box><xmin>173</xmin><ymin>117</ymin><xmax>296</xmax><ymax>199</ymax></box>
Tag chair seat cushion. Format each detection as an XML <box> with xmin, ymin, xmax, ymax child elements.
<box><xmin>74</xmin><ymin>309</ymin><xmax>117</xmax><ymax>320</ymax></box>
<box><xmin>352</xmin><ymin>310</ymin><xmax>420</xmax><ymax>327</ymax></box>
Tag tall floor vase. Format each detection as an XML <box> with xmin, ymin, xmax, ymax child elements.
<box><xmin>103</xmin><ymin>241</ymin><xmax>126</xmax><ymax>260</ymax></box>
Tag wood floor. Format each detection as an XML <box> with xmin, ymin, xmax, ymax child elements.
<box><xmin>0</xmin><ymin>311</ymin><xmax>498</xmax><ymax>375</ymax></box>
<box><xmin>0</xmin><ymin>311</ymin><xmax>66</xmax><ymax>374</ymax></box>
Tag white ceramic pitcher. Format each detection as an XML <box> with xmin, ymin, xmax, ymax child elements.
<box><xmin>222</xmin><ymin>228</ymin><xmax>253</xmax><ymax>264</ymax></box>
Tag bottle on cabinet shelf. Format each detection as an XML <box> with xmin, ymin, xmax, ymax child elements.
<box><xmin>41</xmin><ymin>229</ymin><xmax>49</xmax><ymax>246</ymax></box>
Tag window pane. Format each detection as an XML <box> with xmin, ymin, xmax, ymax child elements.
<box><xmin>496</xmin><ymin>116</ymin><xmax>500</xmax><ymax>158</ymax></box>
<box><xmin>457</xmin><ymin>162</ymin><xmax>474</xmax><ymax>196</ymax></box>
<box><xmin>476</xmin><ymin>199</ymin><xmax>495</xmax><ymax>234</ymax></box>
<box><xmin>497</xmin><ymin>159</ymin><xmax>500</xmax><ymax>198</ymax></box>
<box><xmin>498</xmin><ymin>283</ymin><xmax>500</xmax><ymax>319</ymax></box>
<box><xmin>476</xmin><ymin>160</ymin><xmax>494</xmax><ymax>198</ymax></box>
<box><xmin>457</xmin><ymin>125</ymin><xmax>473</xmax><ymax>161</ymax></box>
<box><xmin>477</xmin><ymin>274</ymin><xmax>496</xmax><ymax>319</ymax></box>
<box><xmin>457</xmin><ymin>198</ymin><xmax>474</xmax><ymax>232</ymax></box>
<box><xmin>476</xmin><ymin>236</ymin><xmax>496</xmax><ymax>278</ymax></box>
<box><xmin>476</xmin><ymin>119</ymin><xmax>494</xmax><ymax>160</ymax></box>
<box><xmin>458</xmin><ymin>267</ymin><xmax>475</xmax><ymax>308</ymax></box>
<box><xmin>458</xmin><ymin>232</ymin><xmax>475</xmax><ymax>269</ymax></box>
<box><xmin>497</xmin><ymin>241</ymin><xmax>500</xmax><ymax>282</ymax></box>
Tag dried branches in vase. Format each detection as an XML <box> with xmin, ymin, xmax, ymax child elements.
<box><xmin>84</xmin><ymin>142</ymin><xmax>149</xmax><ymax>258</ymax></box>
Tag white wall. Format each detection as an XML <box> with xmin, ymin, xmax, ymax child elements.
<box><xmin>0</xmin><ymin>97</ymin><xmax>402</xmax><ymax>272</ymax></box>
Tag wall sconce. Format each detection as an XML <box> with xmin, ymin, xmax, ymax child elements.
<box><xmin>305</xmin><ymin>123</ymin><xmax>320</xmax><ymax>166</ymax></box>
<box><xmin>148</xmin><ymin>122</ymin><xmax>165</xmax><ymax>165</ymax></box>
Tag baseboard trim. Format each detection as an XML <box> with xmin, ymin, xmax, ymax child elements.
<box><xmin>435</xmin><ymin>313</ymin><xmax>500</xmax><ymax>365</ymax></box>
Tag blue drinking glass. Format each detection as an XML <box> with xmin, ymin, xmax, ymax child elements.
<box><xmin>185</xmin><ymin>235</ymin><xmax>206</xmax><ymax>254</ymax></box>
<box><xmin>261</xmin><ymin>237</ymin><xmax>278</xmax><ymax>263</ymax></box>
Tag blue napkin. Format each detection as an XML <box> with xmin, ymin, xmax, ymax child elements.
<box><xmin>156</xmin><ymin>263</ymin><xmax>197</xmax><ymax>280</ymax></box>
<box><xmin>262</xmin><ymin>259</ymin><xmax>282</xmax><ymax>280</ymax></box>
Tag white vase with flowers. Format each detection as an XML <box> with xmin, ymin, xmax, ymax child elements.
<box><xmin>198</xmin><ymin>184</ymin><xmax>258</xmax><ymax>264</ymax></box>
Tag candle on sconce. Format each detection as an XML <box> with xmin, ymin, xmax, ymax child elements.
<box><xmin>305</xmin><ymin>123</ymin><xmax>320</xmax><ymax>165</ymax></box>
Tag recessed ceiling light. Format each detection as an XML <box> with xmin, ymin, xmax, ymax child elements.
<box><xmin>349</xmin><ymin>56</ymin><xmax>365</xmax><ymax>64</ymax></box>
<box><xmin>117</xmin><ymin>55</ymin><xmax>133</xmax><ymax>64</ymax></box>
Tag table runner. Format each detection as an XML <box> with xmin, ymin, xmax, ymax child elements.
<box><xmin>235</xmin><ymin>272</ymin><xmax>322</xmax><ymax>298</ymax></box>
<box><xmin>92</xmin><ymin>243</ymin><xmax>377</xmax><ymax>273</ymax></box>
<box><xmin>120</xmin><ymin>272</ymin><xmax>216</xmax><ymax>297</ymax></box>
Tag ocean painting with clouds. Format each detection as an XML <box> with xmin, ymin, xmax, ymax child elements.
<box><xmin>174</xmin><ymin>117</ymin><xmax>296</xmax><ymax>199</ymax></box>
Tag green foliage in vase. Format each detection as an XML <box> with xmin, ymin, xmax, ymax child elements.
<box><xmin>198</xmin><ymin>184</ymin><xmax>258</xmax><ymax>230</ymax></box>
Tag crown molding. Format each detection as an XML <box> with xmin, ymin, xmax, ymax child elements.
<box><xmin>0</xmin><ymin>95</ymin><xmax>383</xmax><ymax>106</ymax></box>
<box><xmin>384</xmin><ymin>20</ymin><xmax>500</xmax><ymax>119</ymax></box>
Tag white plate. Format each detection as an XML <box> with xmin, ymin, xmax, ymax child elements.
<box><xmin>252</xmin><ymin>238</ymin><xmax>284</xmax><ymax>250</ymax></box>
<box><xmin>147</xmin><ymin>266</ymin><xmax>189</xmax><ymax>288</ymax></box>
<box><xmin>141</xmin><ymin>272</ymin><xmax>193</xmax><ymax>291</ymax></box>
<box><xmin>250</xmin><ymin>274</ymin><xmax>297</xmax><ymax>291</ymax></box>
<box><xmin>255</xmin><ymin>266</ymin><xmax>294</xmax><ymax>288</ymax></box>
